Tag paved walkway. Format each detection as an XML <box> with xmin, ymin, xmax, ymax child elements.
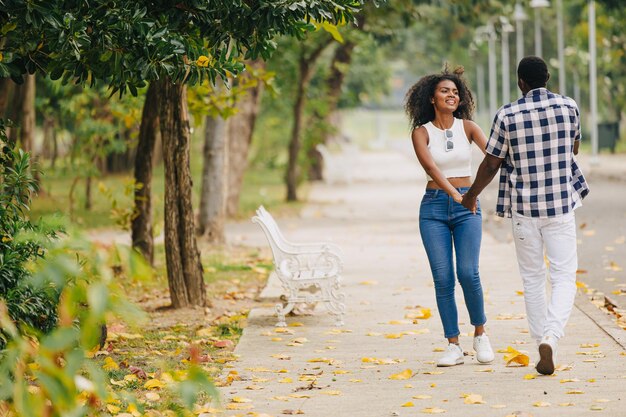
<box><xmin>221</xmin><ymin>149</ymin><xmax>625</xmax><ymax>417</ymax></box>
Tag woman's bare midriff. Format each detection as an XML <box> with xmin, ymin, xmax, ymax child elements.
<box><xmin>426</xmin><ymin>176</ymin><xmax>472</xmax><ymax>189</ymax></box>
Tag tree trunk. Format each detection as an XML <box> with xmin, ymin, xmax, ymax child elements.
<box><xmin>309</xmin><ymin>41</ymin><xmax>356</xmax><ymax>181</ymax></box>
<box><xmin>0</xmin><ymin>78</ymin><xmax>14</xmax><ymax>119</ymax></box>
<box><xmin>286</xmin><ymin>41</ymin><xmax>332</xmax><ymax>201</ymax></box>
<box><xmin>7</xmin><ymin>80</ymin><xmax>25</xmax><ymax>147</ymax></box>
<box><xmin>226</xmin><ymin>60</ymin><xmax>265</xmax><ymax>217</ymax></box>
<box><xmin>20</xmin><ymin>74</ymin><xmax>35</xmax><ymax>153</ymax></box>
<box><xmin>198</xmin><ymin>112</ymin><xmax>229</xmax><ymax>243</ymax></box>
<box><xmin>132</xmin><ymin>83</ymin><xmax>159</xmax><ymax>265</ymax></box>
<box><xmin>158</xmin><ymin>78</ymin><xmax>206</xmax><ymax>308</ymax></box>
<box><xmin>84</xmin><ymin>176</ymin><xmax>92</xmax><ymax>210</ymax></box>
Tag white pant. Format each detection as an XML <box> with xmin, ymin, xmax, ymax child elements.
<box><xmin>511</xmin><ymin>211</ymin><xmax>578</xmax><ymax>343</ymax></box>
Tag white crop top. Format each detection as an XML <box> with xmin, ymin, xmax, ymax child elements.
<box><xmin>422</xmin><ymin>118</ymin><xmax>472</xmax><ymax>181</ymax></box>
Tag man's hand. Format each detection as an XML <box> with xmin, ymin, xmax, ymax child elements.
<box><xmin>462</xmin><ymin>192</ymin><xmax>478</xmax><ymax>214</ymax></box>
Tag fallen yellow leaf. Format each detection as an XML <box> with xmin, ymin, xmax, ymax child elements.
<box><xmin>533</xmin><ymin>401</ymin><xmax>550</xmax><ymax>407</ymax></box>
<box><xmin>102</xmin><ymin>357</ymin><xmax>119</xmax><ymax>371</ymax></box>
<box><xmin>523</xmin><ymin>374</ymin><xmax>536</xmax><ymax>380</ymax></box>
<box><xmin>319</xmin><ymin>390</ymin><xmax>342</xmax><ymax>396</ymax></box>
<box><xmin>413</xmin><ymin>394</ymin><xmax>432</xmax><ymax>399</ymax></box>
<box><xmin>558</xmin><ymin>402</ymin><xmax>575</xmax><ymax>407</ymax></box>
<box><xmin>145</xmin><ymin>392</ymin><xmax>160</xmax><ymax>402</ymax></box>
<box><xmin>463</xmin><ymin>394</ymin><xmax>485</xmax><ymax>404</ymax></box>
<box><xmin>503</xmin><ymin>346</ymin><xmax>529</xmax><ymax>367</ymax></box>
<box><xmin>288</xmin><ymin>322</ymin><xmax>304</xmax><ymax>327</ymax></box>
<box><xmin>566</xmin><ymin>390</ymin><xmax>585</xmax><ymax>394</ymax></box>
<box><xmin>144</xmin><ymin>379</ymin><xmax>166</xmax><ymax>390</ymax></box>
<box><xmin>402</xmin><ymin>402</ymin><xmax>415</xmax><ymax>407</ymax></box>
<box><xmin>231</xmin><ymin>396</ymin><xmax>253</xmax><ymax>404</ymax></box>
<box><xmin>421</xmin><ymin>407</ymin><xmax>446</xmax><ymax>414</ymax></box>
<box><xmin>359</xmin><ymin>280</ymin><xmax>379</xmax><ymax>285</ymax></box>
<box><xmin>278</xmin><ymin>377</ymin><xmax>293</xmax><ymax>383</ymax></box>
<box><xmin>388</xmin><ymin>320</ymin><xmax>411</xmax><ymax>325</ymax></box>
<box><xmin>389</xmin><ymin>369</ymin><xmax>414</xmax><ymax>380</ymax></box>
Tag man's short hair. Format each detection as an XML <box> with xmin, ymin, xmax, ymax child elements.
<box><xmin>518</xmin><ymin>56</ymin><xmax>549</xmax><ymax>89</ymax></box>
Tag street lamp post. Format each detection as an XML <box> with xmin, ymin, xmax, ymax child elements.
<box><xmin>589</xmin><ymin>0</ymin><xmax>598</xmax><ymax>163</ymax></box>
<box><xmin>487</xmin><ymin>23</ymin><xmax>498</xmax><ymax>116</ymax></box>
<box><xmin>513</xmin><ymin>2</ymin><xmax>528</xmax><ymax>65</ymax></box>
<box><xmin>500</xmin><ymin>17</ymin><xmax>515</xmax><ymax>105</ymax></box>
<box><xmin>530</xmin><ymin>0</ymin><xmax>550</xmax><ymax>57</ymax></box>
<box><xmin>556</xmin><ymin>0</ymin><xmax>566</xmax><ymax>95</ymax></box>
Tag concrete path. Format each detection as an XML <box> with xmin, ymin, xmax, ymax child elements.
<box><xmin>220</xmin><ymin>149</ymin><xmax>626</xmax><ymax>417</ymax></box>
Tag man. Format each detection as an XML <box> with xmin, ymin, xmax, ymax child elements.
<box><xmin>462</xmin><ymin>56</ymin><xmax>589</xmax><ymax>375</ymax></box>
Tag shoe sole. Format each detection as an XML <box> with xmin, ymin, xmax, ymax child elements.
<box><xmin>436</xmin><ymin>359</ymin><xmax>464</xmax><ymax>367</ymax></box>
<box><xmin>476</xmin><ymin>356</ymin><xmax>494</xmax><ymax>364</ymax></box>
<box><xmin>537</xmin><ymin>343</ymin><xmax>555</xmax><ymax>375</ymax></box>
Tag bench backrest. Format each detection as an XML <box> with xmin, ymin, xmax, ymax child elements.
<box><xmin>252</xmin><ymin>206</ymin><xmax>292</xmax><ymax>264</ymax></box>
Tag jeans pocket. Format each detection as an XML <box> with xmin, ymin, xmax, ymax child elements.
<box><xmin>513</xmin><ymin>220</ymin><xmax>525</xmax><ymax>241</ymax></box>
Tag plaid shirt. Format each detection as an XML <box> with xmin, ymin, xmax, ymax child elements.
<box><xmin>486</xmin><ymin>88</ymin><xmax>589</xmax><ymax>218</ymax></box>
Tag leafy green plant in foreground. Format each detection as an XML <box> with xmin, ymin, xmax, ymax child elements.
<box><xmin>0</xmin><ymin>120</ymin><xmax>60</xmax><ymax>349</ymax></box>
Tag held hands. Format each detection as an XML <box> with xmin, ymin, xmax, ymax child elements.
<box><xmin>461</xmin><ymin>192</ymin><xmax>478</xmax><ymax>214</ymax></box>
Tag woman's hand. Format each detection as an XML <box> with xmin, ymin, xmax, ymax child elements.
<box><xmin>453</xmin><ymin>193</ymin><xmax>463</xmax><ymax>204</ymax></box>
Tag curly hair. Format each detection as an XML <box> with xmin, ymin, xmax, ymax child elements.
<box><xmin>404</xmin><ymin>66</ymin><xmax>476</xmax><ymax>131</ymax></box>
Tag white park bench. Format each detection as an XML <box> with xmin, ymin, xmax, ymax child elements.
<box><xmin>252</xmin><ymin>206</ymin><xmax>346</xmax><ymax>327</ymax></box>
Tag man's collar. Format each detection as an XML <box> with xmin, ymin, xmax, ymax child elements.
<box><xmin>525</xmin><ymin>87</ymin><xmax>549</xmax><ymax>97</ymax></box>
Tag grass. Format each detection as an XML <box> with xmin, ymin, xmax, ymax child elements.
<box><xmin>30</xmin><ymin>146</ymin><xmax>305</xmax><ymax>230</ymax></box>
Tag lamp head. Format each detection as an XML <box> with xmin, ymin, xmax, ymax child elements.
<box><xmin>513</xmin><ymin>2</ymin><xmax>528</xmax><ymax>21</ymax></box>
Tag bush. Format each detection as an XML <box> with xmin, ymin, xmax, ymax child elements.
<box><xmin>0</xmin><ymin>120</ymin><xmax>60</xmax><ymax>348</ymax></box>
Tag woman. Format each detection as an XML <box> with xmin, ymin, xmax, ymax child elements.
<box><xmin>404</xmin><ymin>67</ymin><xmax>494</xmax><ymax>366</ymax></box>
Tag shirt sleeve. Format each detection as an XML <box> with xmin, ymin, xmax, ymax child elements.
<box><xmin>485</xmin><ymin>111</ymin><xmax>508</xmax><ymax>158</ymax></box>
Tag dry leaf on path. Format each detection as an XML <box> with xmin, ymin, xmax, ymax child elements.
<box><xmin>533</xmin><ymin>401</ymin><xmax>550</xmax><ymax>407</ymax></box>
<box><xmin>503</xmin><ymin>346</ymin><xmax>529</xmax><ymax>367</ymax></box>
<box><xmin>463</xmin><ymin>394</ymin><xmax>485</xmax><ymax>404</ymax></box>
<box><xmin>401</xmin><ymin>402</ymin><xmax>415</xmax><ymax>407</ymax></box>
<box><xmin>421</xmin><ymin>407</ymin><xmax>446</xmax><ymax>414</ymax></box>
<box><xmin>389</xmin><ymin>369</ymin><xmax>414</xmax><ymax>380</ymax></box>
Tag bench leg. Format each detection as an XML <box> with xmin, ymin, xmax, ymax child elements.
<box><xmin>321</xmin><ymin>279</ymin><xmax>346</xmax><ymax>326</ymax></box>
<box><xmin>275</xmin><ymin>301</ymin><xmax>296</xmax><ymax>327</ymax></box>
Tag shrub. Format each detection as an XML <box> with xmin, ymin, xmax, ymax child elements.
<box><xmin>0</xmin><ymin>120</ymin><xmax>60</xmax><ymax>348</ymax></box>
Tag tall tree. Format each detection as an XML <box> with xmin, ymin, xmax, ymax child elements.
<box><xmin>286</xmin><ymin>34</ymin><xmax>334</xmax><ymax>201</ymax></box>
<box><xmin>131</xmin><ymin>83</ymin><xmax>159</xmax><ymax>265</ymax></box>
<box><xmin>226</xmin><ymin>60</ymin><xmax>268</xmax><ymax>217</ymax></box>
<box><xmin>197</xmin><ymin>89</ymin><xmax>229</xmax><ymax>244</ymax></box>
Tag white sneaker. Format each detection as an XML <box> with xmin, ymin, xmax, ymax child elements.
<box><xmin>536</xmin><ymin>335</ymin><xmax>558</xmax><ymax>375</ymax></box>
<box><xmin>436</xmin><ymin>343</ymin><xmax>464</xmax><ymax>367</ymax></box>
<box><xmin>473</xmin><ymin>334</ymin><xmax>495</xmax><ymax>364</ymax></box>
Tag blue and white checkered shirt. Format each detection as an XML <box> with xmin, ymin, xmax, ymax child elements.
<box><xmin>486</xmin><ymin>88</ymin><xmax>589</xmax><ymax>218</ymax></box>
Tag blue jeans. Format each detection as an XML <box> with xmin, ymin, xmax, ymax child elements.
<box><xmin>419</xmin><ymin>187</ymin><xmax>486</xmax><ymax>338</ymax></box>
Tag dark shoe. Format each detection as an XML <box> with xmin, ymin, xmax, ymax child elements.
<box><xmin>536</xmin><ymin>335</ymin><xmax>557</xmax><ymax>375</ymax></box>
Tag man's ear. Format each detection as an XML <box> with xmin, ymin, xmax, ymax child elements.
<box><xmin>546</xmin><ymin>71</ymin><xmax>551</xmax><ymax>83</ymax></box>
